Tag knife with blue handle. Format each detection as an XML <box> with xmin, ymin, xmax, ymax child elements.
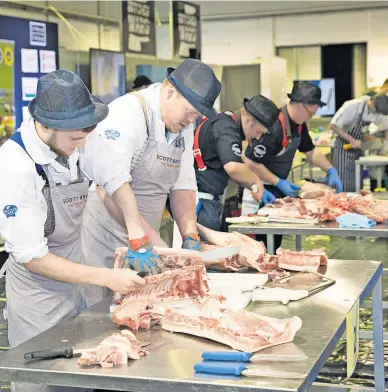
<box><xmin>202</xmin><ymin>351</ymin><xmax>308</xmax><ymax>362</ymax></box>
<box><xmin>194</xmin><ymin>361</ymin><xmax>306</xmax><ymax>378</ymax></box>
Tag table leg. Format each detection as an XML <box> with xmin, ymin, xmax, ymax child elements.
<box><xmin>267</xmin><ymin>235</ymin><xmax>275</xmax><ymax>255</ymax></box>
<box><xmin>372</xmin><ymin>273</ymin><xmax>384</xmax><ymax>391</ymax></box>
<box><xmin>295</xmin><ymin>235</ymin><xmax>302</xmax><ymax>251</ymax></box>
<box><xmin>355</xmin><ymin>164</ymin><xmax>361</xmax><ymax>193</ymax></box>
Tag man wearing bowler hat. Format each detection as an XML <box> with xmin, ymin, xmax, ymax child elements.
<box><xmin>244</xmin><ymin>81</ymin><xmax>343</xmax><ymax>249</ymax></box>
<box><xmin>81</xmin><ymin>59</ymin><xmax>222</xmax><ymax>307</ymax></box>
<box><xmin>0</xmin><ymin>70</ymin><xmax>146</xmax><ymax>392</ymax></box>
<box><xmin>193</xmin><ymin>94</ymin><xmax>280</xmax><ymax>231</ymax></box>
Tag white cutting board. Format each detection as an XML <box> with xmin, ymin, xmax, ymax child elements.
<box><xmin>207</xmin><ymin>273</ymin><xmax>268</xmax><ymax>310</ymax></box>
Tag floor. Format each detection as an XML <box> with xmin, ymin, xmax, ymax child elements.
<box><xmin>0</xmin><ymin>234</ymin><xmax>386</xmax><ymax>390</ymax></box>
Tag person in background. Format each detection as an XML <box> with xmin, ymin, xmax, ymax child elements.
<box><xmin>244</xmin><ymin>81</ymin><xmax>343</xmax><ymax>249</ymax></box>
<box><xmin>194</xmin><ymin>95</ymin><xmax>280</xmax><ymax>230</ymax></box>
<box><xmin>81</xmin><ymin>59</ymin><xmax>222</xmax><ymax>307</ymax></box>
<box><xmin>131</xmin><ymin>75</ymin><xmax>153</xmax><ymax>91</ymax></box>
<box><xmin>0</xmin><ymin>70</ymin><xmax>145</xmax><ymax>392</ymax></box>
<box><xmin>330</xmin><ymin>93</ymin><xmax>388</xmax><ymax>191</ymax></box>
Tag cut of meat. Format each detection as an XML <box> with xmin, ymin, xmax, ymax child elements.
<box><xmin>77</xmin><ymin>330</ymin><xmax>147</xmax><ymax>368</ymax></box>
<box><xmin>113</xmin><ymin>300</ymin><xmax>163</xmax><ymax>330</ymax></box>
<box><xmin>276</xmin><ymin>248</ymin><xmax>328</xmax><ymax>272</ymax></box>
<box><xmin>200</xmin><ymin>243</ymin><xmax>249</xmax><ymax>272</ymax></box>
<box><xmin>349</xmin><ymin>195</ymin><xmax>388</xmax><ymax>223</ymax></box>
<box><xmin>161</xmin><ymin>299</ymin><xmax>302</xmax><ymax>352</ymax></box>
<box><xmin>298</xmin><ymin>181</ymin><xmax>335</xmax><ymax>199</ymax></box>
<box><xmin>113</xmin><ymin>264</ymin><xmax>210</xmax><ymax>305</ymax></box>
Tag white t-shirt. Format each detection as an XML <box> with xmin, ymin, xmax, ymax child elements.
<box><xmin>94</xmin><ymin>83</ymin><xmax>197</xmax><ymax>191</ymax></box>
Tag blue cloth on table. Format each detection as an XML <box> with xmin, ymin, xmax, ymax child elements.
<box><xmin>336</xmin><ymin>213</ymin><xmax>376</xmax><ymax>229</ymax></box>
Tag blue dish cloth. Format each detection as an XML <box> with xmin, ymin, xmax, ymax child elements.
<box><xmin>336</xmin><ymin>213</ymin><xmax>376</xmax><ymax>229</ymax></box>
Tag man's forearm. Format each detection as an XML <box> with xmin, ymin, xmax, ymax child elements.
<box><xmin>98</xmin><ymin>186</ymin><xmax>167</xmax><ymax>247</ymax></box>
<box><xmin>245</xmin><ymin>157</ymin><xmax>279</xmax><ymax>185</ymax></box>
<box><xmin>306</xmin><ymin>148</ymin><xmax>333</xmax><ymax>172</ymax></box>
<box><xmin>330</xmin><ymin>124</ymin><xmax>354</xmax><ymax>143</ymax></box>
<box><xmin>112</xmin><ymin>182</ymin><xmax>145</xmax><ymax>240</ymax></box>
<box><xmin>224</xmin><ymin>162</ymin><xmax>261</xmax><ymax>189</ymax></box>
<box><xmin>26</xmin><ymin>252</ymin><xmax>108</xmax><ymax>286</ymax></box>
<box><xmin>169</xmin><ymin>189</ymin><xmax>197</xmax><ymax>236</ymax></box>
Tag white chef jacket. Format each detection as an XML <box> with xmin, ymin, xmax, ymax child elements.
<box><xmin>94</xmin><ymin>83</ymin><xmax>197</xmax><ymax>191</ymax></box>
<box><xmin>0</xmin><ymin>118</ymin><xmax>130</xmax><ymax>264</ymax></box>
<box><xmin>331</xmin><ymin>96</ymin><xmax>388</xmax><ymax>132</ymax></box>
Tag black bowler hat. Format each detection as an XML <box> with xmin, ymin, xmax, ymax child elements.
<box><xmin>166</xmin><ymin>59</ymin><xmax>221</xmax><ymax>119</ymax></box>
<box><xmin>243</xmin><ymin>94</ymin><xmax>279</xmax><ymax>129</ymax></box>
<box><xmin>132</xmin><ymin>75</ymin><xmax>153</xmax><ymax>90</ymax></box>
<box><xmin>374</xmin><ymin>93</ymin><xmax>388</xmax><ymax>115</ymax></box>
<box><xmin>287</xmin><ymin>81</ymin><xmax>326</xmax><ymax>107</ymax></box>
<box><xmin>29</xmin><ymin>70</ymin><xmax>108</xmax><ymax>130</ymax></box>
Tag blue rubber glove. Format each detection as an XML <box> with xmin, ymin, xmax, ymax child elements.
<box><xmin>182</xmin><ymin>233</ymin><xmax>201</xmax><ymax>251</ymax></box>
<box><xmin>262</xmin><ymin>189</ymin><xmax>276</xmax><ymax>205</ymax></box>
<box><xmin>276</xmin><ymin>179</ymin><xmax>301</xmax><ymax>198</ymax></box>
<box><xmin>327</xmin><ymin>168</ymin><xmax>343</xmax><ymax>193</ymax></box>
<box><xmin>124</xmin><ymin>242</ymin><xmax>161</xmax><ymax>275</ymax></box>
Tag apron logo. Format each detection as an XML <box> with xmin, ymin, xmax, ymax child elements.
<box><xmin>157</xmin><ymin>154</ymin><xmax>181</xmax><ymax>168</ymax></box>
<box><xmin>63</xmin><ymin>194</ymin><xmax>88</xmax><ymax>207</ymax></box>
<box><xmin>232</xmin><ymin>143</ymin><xmax>242</xmax><ymax>157</ymax></box>
<box><xmin>253</xmin><ymin>145</ymin><xmax>266</xmax><ymax>159</ymax></box>
<box><xmin>3</xmin><ymin>205</ymin><xmax>17</xmax><ymax>218</ymax></box>
<box><xmin>105</xmin><ymin>130</ymin><xmax>120</xmax><ymax>140</ymax></box>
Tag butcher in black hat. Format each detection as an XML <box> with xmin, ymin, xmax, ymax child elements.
<box><xmin>244</xmin><ymin>81</ymin><xmax>343</xmax><ymax>249</ymax></box>
<box><xmin>194</xmin><ymin>94</ymin><xmax>280</xmax><ymax>231</ymax></box>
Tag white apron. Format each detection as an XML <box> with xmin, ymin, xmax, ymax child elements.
<box><xmin>6</xmin><ymin>134</ymin><xmax>89</xmax><ymax>392</ymax></box>
<box><xmin>81</xmin><ymin>95</ymin><xmax>185</xmax><ymax>306</ymax></box>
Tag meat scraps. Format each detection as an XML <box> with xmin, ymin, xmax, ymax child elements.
<box><xmin>113</xmin><ymin>263</ymin><xmax>210</xmax><ymax>305</ymax></box>
<box><xmin>77</xmin><ymin>330</ymin><xmax>147</xmax><ymax>368</ymax></box>
<box><xmin>265</xmin><ymin>193</ymin><xmax>388</xmax><ymax>223</ymax></box>
<box><xmin>298</xmin><ymin>181</ymin><xmax>335</xmax><ymax>199</ymax></box>
<box><xmin>276</xmin><ymin>248</ymin><xmax>328</xmax><ymax>272</ymax></box>
<box><xmin>161</xmin><ymin>299</ymin><xmax>303</xmax><ymax>352</ymax></box>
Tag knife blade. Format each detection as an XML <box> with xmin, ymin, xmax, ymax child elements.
<box><xmin>194</xmin><ymin>361</ymin><xmax>306</xmax><ymax>379</ymax></box>
<box><xmin>202</xmin><ymin>351</ymin><xmax>308</xmax><ymax>362</ymax></box>
<box><xmin>200</xmin><ymin>245</ymin><xmax>242</xmax><ymax>261</ymax></box>
<box><xmin>24</xmin><ymin>341</ymin><xmax>151</xmax><ymax>361</ymax></box>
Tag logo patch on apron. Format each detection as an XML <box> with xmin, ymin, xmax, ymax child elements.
<box><xmin>232</xmin><ymin>143</ymin><xmax>242</xmax><ymax>157</ymax></box>
<box><xmin>253</xmin><ymin>145</ymin><xmax>267</xmax><ymax>159</ymax></box>
<box><xmin>157</xmin><ymin>154</ymin><xmax>181</xmax><ymax>168</ymax></box>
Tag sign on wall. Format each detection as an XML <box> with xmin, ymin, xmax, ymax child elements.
<box><xmin>0</xmin><ymin>40</ymin><xmax>15</xmax><ymax>147</ymax></box>
<box><xmin>171</xmin><ymin>1</ymin><xmax>201</xmax><ymax>59</ymax></box>
<box><xmin>0</xmin><ymin>15</ymin><xmax>59</xmax><ymax>130</ymax></box>
<box><xmin>122</xmin><ymin>1</ymin><xmax>156</xmax><ymax>57</ymax></box>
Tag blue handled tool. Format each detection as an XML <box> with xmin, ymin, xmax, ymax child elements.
<box><xmin>194</xmin><ymin>361</ymin><xmax>305</xmax><ymax>378</ymax></box>
<box><xmin>202</xmin><ymin>351</ymin><xmax>308</xmax><ymax>363</ymax></box>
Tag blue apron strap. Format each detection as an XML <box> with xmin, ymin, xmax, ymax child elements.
<box><xmin>196</xmin><ymin>200</ymin><xmax>202</xmax><ymax>216</ymax></box>
<box><xmin>10</xmin><ymin>132</ymin><xmax>44</xmax><ymax>175</ymax></box>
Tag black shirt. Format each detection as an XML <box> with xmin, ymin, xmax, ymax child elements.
<box><xmin>245</xmin><ymin>109</ymin><xmax>315</xmax><ymax>165</ymax></box>
<box><xmin>195</xmin><ymin>113</ymin><xmax>244</xmax><ymax>196</ymax></box>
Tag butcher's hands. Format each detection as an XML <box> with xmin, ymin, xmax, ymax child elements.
<box><xmin>350</xmin><ymin>138</ymin><xmax>362</xmax><ymax>149</ymax></box>
<box><xmin>105</xmin><ymin>268</ymin><xmax>145</xmax><ymax>294</ymax></box>
<box><xmin>251</xmin><ymin>183</ymin><xmax>264</xmax><ymax>202</ymax></box>
<box><xmin>182</xmin><ymin>233</ymin><xmax>201</xmax><ymax>251</ymax></box>
<box><xmin>262</xmin><ymin>189</ymin><xmax>276</xmax><ymax>205</ymax></box>
<box><xmin>327</xmin><ymin>168</ymin><xmax>343</xmax><ymax>193</ymax></box>
<box><xmin>125</xmin><ymin>236</ymin><xmax>161</xmax><ymax>275</ymax></box>
<box><xmin>276</xmin><ymin>179</ymin><xmax>301</xmax><ymax>198</ymax></box>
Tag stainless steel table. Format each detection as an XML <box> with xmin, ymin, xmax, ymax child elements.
<box><xmin>229</xmin><ymin>221</ymin><xmax>388</xmax><ymax>255</ymax></box>
<box><xmin>0</xmin><ymin>259</ymin><xmax>384</xmax><ymax>392</ymax></box>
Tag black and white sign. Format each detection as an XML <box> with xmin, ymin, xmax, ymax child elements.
<box><xmin>29</xmin><ymin>21</ymin><xmax>47</xmax><ymax>47</ymax></box>
<box><xmin>172</xmin><ymin>1</ymin><xmax>201</xmax><ymax>59</ymax></box>
<box><xmin>122</xmin><ymin>1</ymin><xmax>156</xmax><ymax>56</ymax></box>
